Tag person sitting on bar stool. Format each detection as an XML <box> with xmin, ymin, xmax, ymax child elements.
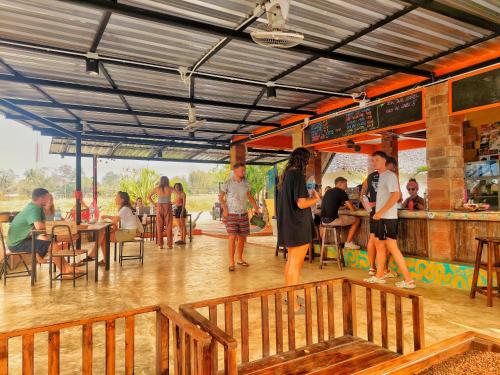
<box><xmin>320</xmin><ymin>177</ymin><xmax>360</xmax><ymax>250</ymax></box>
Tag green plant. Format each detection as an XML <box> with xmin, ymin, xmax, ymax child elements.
<box><xmin>118</xmin><ymin>168</ymin><xmax>160</xmax><ymax>203</ymax></box>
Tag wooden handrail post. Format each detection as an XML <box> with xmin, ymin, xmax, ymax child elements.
<box><xmin>82</xmin><ymin>324</ymin><xmax>93</xmax><ymax>375</ymax></box>
<box><xmin>0</xmin><ymin>337</ymin><xmax>8</xmax><ymax>375</ymax></box>
<box><xmin>105</xmin><ymin>320</ymin><xmax>116</xmax><ymax>375</ymax></box>
<box><xmin>156</xmin><ymin>311</ymin><xmax>169</xmax><ymax>375</ymax></box>
<box><xmin>412</xmin><ymin>296</ymin><xmax>425</xmax><ymax>350</ymax></box>
<box><xmin>22</xmin><ymin>334</ymin><xmax>34</xmax><ymax>375</ymax></box>
<box><xmin>342</xmin><ymin>279</ymin><xmax>357</xmax><ymax>336</ymax></box>
<box><xmin>48</xmin><ymin>330</ymin><xmax>60</xmax><ymax>375</ymax></box>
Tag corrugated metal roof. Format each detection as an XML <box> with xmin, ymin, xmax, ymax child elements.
<box><xmin>0</xmin><ymin>0</ymin><xmax>497</xmax><ymax>162</ymax></box>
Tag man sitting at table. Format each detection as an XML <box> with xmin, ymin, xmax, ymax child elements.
<box><xmin>320</xmin><ymin>177</ymin><xmax>360</xmax><ymax>249</ymax></box>
<box><xmin>7</xmin><ymin>188</ymin><xmax>75</xmax><ymax>274</ymax></box>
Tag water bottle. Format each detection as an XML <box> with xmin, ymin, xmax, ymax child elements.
<box><xmin>54</xmin><ymin>208</ymin><xmax>62</xmax><ymax>221</ymax></box>
<box><xmin>362</xmin><ymin>195</ymin><xmax>372</xmax><ymax>212</ymax></box>
<box><xmin>89</xmin><ymin>205</ymin><xmax>95</xmax><ymax>223</ymax></box>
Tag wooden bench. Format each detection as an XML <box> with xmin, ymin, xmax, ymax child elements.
<box><xmin>0</xmin><ymin>305</ymin><xmax>211</xmax><ymax>374</ymax></box>
<box><xmin>180</xmin><ymin>277</ymin><xmax>425</xmax><ymax>375</ymax></box>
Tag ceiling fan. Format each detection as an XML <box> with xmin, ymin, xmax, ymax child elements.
<box><xmin>251</xmin><ymin>0</ymin><xmax>303</xmax><ymax>49</ymax></box>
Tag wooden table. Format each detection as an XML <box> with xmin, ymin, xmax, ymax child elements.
<box><xmin>31</xmin><ymin>222</ymin><xmax>112</xmax><ymax>285</ymax></box>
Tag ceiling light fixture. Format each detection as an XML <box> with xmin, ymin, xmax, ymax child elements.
<box><xmin>266</xmin><ymin>83</ymin><xmax>277</xmax><ymax>98</ymax></box>
<box><xmin>85</xmin><ymin>52</ymin><xmax>100</xmax><ymax>76</ymax></box>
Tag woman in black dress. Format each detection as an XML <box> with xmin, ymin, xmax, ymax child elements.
<box><xmin>277</xmin><ymin>148</ymin><xmax>320</xmax><ymax>312</ymax></box>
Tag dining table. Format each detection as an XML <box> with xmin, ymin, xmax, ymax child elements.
<box><xmin>31</xmin><ymin>222</ymin><xmax>112</xmax><ymax>285</ymax></box>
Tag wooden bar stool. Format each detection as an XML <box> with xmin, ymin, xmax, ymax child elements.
<box><xmin>470</xmin><ymin>236</ymin><xmax>500</xmax><ymax>307</ymax></box>
<box><xmin>319</xmin><ymin>224</ymin><xmax>343</xmax><ymax>270</ymax></box>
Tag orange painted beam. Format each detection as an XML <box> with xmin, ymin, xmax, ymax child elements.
<box><xmin>398</xmin><ymin>139</ymin><xmax>426</xmax><ymax>151</ymax></box>
<box><xmin>246</xmin><ymin>135</ymin><xmax>292</xmax><ymax>149</ymax></box>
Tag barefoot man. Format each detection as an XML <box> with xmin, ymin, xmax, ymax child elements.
<box><xmin>219</xmin><ymin>163</ymin><xmax>259</xmax><ymax>272</ymax></box>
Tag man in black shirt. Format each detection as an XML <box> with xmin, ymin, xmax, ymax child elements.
<box><xmin>321</xmin><ymin>177</ymin><xmax>360</xmax><ymax>249</ymax></box>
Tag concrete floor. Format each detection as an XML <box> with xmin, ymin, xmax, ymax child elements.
<box><xmin>1</xmin><ymin>235</ymin><xmax>499</xmax><ymax>374</ymax></box>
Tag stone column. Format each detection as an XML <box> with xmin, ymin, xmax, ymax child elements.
<box><xmin>291</xmin><ymin>126</ymin><xmax>303</xmax><ymax>149</ymax></box>
<box><xmin>229</xmin><ymin>143</ymin><xmax>246</xmax><ymax>167</ymax></box>
<box><xmin>425</xmin><ymin>82</ymin><xmax>465</xmax><ymax>261</ymax></box>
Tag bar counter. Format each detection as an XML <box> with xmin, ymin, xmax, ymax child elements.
<box><xmin>338</xmin><ymin>209</ymin><xmax>500</xmax><ymax>263</ymax></box>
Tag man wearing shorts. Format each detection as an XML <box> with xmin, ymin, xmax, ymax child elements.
<box><xmin>364</xmin><ymin>152</ymin><xmax>415</xmax><ymax>289</ymax></box>
<box><xmin>320</xmin><ymin>177</ymin><xmax>360</xmax><ymax>249</ymax></box>
<box><xmin>7</xmin><ymin>188</ymin><xmax>74</xmax><ymax>274</ymax></box>
<box><xmin>219</xmin><ymin>163</ymin><xmax>260</xmax><ymax>272</ymax></box>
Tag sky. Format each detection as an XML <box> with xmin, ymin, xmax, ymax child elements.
<box><xmin>0</xmin><ymin>119</ymin><xmax>214</xmax><ymax>180</ymax></box>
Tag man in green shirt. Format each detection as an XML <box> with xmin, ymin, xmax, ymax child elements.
<box><xmin>7</xmin><ymin>188</ymin><xmax>72</xmax><ymax>273</ymax></box>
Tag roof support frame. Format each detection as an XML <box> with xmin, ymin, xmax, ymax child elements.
<box><xmin>3</xmin><ymin>98</ymin><xmax>282</xmax><ymax>127</ymax></box>
<box><xmin>0</xmin><ymin>38</ymin><xmax>357</xmax><ymax>97</ymax></box>
<box><xmin>63</xmin><ymin>0</ymin><xmax>432</xmax><ymax>77</ymax></box>
<box><xmin>0</xmin><ymin>74</ymin><xmax>314</xmax><ymax>115</ymax></box>
<box><xmin>0</xmin><ymin>99</ymin><xmax>75</xmax><ymax>138</ymax></box>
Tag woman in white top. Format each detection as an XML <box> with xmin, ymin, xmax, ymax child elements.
<box><xmin>87</xmin><ymin>191</ymin><xmax>138</xmax><ymax>265</ymax></box>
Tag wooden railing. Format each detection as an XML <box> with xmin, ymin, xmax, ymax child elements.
<box><xmin>0</xmin><ymin>305</ymin><xmax>212</xmax><ymax>374</ymax></box>
<box><xmin>180</xmin><ymin>277</ymin><xmax>424</xmax><ymax>375</ymax></box>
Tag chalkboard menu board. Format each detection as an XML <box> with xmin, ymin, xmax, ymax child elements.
<box><xmin>451</xmin><ymin>68</ymin><xmax>500</xmax><ymax>113</ymax></box>
<box><xmin>305</xmin><ymin>91</ymin><xmax>423</xmax><ymax>145</ymax></box>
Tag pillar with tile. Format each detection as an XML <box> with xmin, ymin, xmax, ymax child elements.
<box><xmin>229</xmin><ymin>143</ymin><xmax>246</xmax><ymax>167</ymax></box>
<box><xmin>425</xmin><ymin>82</ymin><xmax>465</xmax><ymax>261</ymax></box>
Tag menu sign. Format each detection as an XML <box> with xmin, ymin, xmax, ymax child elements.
<box><xmin>305</xmin><ymin>91</ymin><xmax>423</xmax><ymax>144</ymax></box>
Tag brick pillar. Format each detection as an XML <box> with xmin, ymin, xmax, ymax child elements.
<box><xmin>381</xmin><ymin>134</ymin><xmax>398</xmax><ymax>160</ymax></box>
<box><xmin>425</xmin><ymin>82</ymin><xmax>465</xmax><ymax>261</ymax></box>
<box><xmin>229</xmin><ymin>143</ymin><xmax>246</xmax><ymax>167</ymax></box>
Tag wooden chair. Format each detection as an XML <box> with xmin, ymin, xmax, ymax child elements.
<box><xmin>47</xmin><ymin>222</ymin><xmax>89</xmax><ymax>288</ymax></box>
<box><xmin>0</xmin><ymin>225</ymin><xmax>31</xmax><ymax>285</ymax></box>
<box><xmin>470</xmin><ymin>236</ymin><xmax>500</xmax><ymax>307</ymax></box>
<box><xmin>114</xmin><ymin>235</ymin><xmax>145</xmax><ymax>265</ymax></box>
<box><xmin>180</xmin><ymin>277</ymin><xmax>425</xmax><ymax>375</ymax></box>
<box><xmin>0</xmin><ymin>305</ymin><xmax>212</xmax><ymax>374</ymax></box>
<box><xmin>319</xmin><ymin>223</ymin><xmax>344</xmax><ymax>270</ymax></box>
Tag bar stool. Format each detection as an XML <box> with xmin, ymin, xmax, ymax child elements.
<box><xmin>470</xmin><ymin>236</ymin><xmax>500</xmax><ymax>307</ymax></box>
<box><xmin>319</xmin><ymin>223</ymin><xmax>343</xmax><ymax>270</ymax></box>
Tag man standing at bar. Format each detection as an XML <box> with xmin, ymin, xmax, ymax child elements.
<box><xmin>219</xmin><ymin>163</ymin><xmax>260</xmax><ymax>272</ymax></box>
<box><xmin>364</xmin><ymin>151</ymin><xmax>415</xmax><ymax>289</ymax></box>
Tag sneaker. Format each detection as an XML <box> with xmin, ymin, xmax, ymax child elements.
<box><xmin>383</xmin><ymin>270</ymin><xmax>398</xmax><ymax>279</ymax></box>
<box><xmin>363</xmin><ymin>276</ymin><xmax>386</xmax><ymax>284</ymax></box>
<box><xmin>368</xmin><ymin>268</ymin><xmax>376</xmax><ymax>276</ymax></box>
<box><xmin>344</xmin><ymin>242</ymin><xmax>360</xmax><ymax>250</ymax></box>
<box><xmin>395</xmin><ymin>280</ymin><xmax>416</xmax><ymax>289</ymax></box>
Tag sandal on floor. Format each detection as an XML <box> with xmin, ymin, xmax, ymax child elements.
<box><xmin>395</xmin><ymin>280</ymin><xmax>416</xmax><ymax>289</ymax></box>
<box><xmin>81</xmin><ymin>256</ymin><xmax>95</xmax><ymax>263</ymax></box>
<box><xmin>228</xmin><ymin>265</ymin><xmax>235</xmax><ymax>272</ymax></box>
<box><xmin>237</xmin><ymin>260</ymin><xmax>249</xmax><ymax>267</ymax></box>
<box><xmin>98</xmin><ymin>260</ymin><xmax>106</xmax><ymax>266</ymax></box>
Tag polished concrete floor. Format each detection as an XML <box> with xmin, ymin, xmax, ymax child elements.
<box><xmin>1</xmin><ymin>235</ymin><xmax>499</xmax><ymax>374</ymax></box>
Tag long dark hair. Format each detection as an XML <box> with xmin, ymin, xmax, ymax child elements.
<box><xmin>159</xmin><ymin>176</ymin><xmax>170</xmax><ymax>191</ymax></box>
<box><xmin>279</xmin><ymin>147</ymin><xmax>311</xmax><ymax>189</ymax></box>
<box><xmin>173</xmin><ymin>182</ymin><xmax>184</xmax><ymax>192</ymax></box>
<box><xmin>117</xmin><ymin>191</ymin><xmax>132</xmax><ymax>209</ymax></box>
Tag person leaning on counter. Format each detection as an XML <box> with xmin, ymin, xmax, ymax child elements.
<box><xmin>402</xmin><ymin>179</ymin><xmax>425</xmax><ymax>210</ymax></box>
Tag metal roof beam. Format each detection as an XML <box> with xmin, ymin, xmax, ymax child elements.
<box><xmin>402</xmin><ymin>1</ymin><xmax>500</xmax><ymax>33</ymax></box>
<box><xmin>0</xmin><ymin>38</ymin><xmax>353</xmax><ymax>97</ymax></box>
<box><xmin>41</xmin><ymin>130</ymin><xmax>230</xmax><ymax>150</ymax></box>
<box><xmin>90</xmin><ymin>10</ymin><xmax>113</xmax><ymax>52</ymax></box>
<box><xmin>0</xmin><ymin>74</ymin><xmax>314</xmax><ymax>115</ymax></box>
<box><xmin>270</xmin><ymin>4</ymin><xmax>419</xmax><ymax>82</ymax></box>
<box><xmin>64</xmin><ymin>0</ymin><xmax>432</xmax><ymax>77</ymax></box>
<box><xmin>52</xmin><ymin>152</ymin><xmax>275</xmax><ymax>165</ymax></box>
<box><xmin>4</xmin><ymin>115</ymin><xmax>255</xmax><ymax>134</ymax></box>
<box><xmin>4</xmin><ymin>99</ymin><xmax>282</xmax><ymax>127</ymax></box>
<box><xmin>0</xmin><ymin>99</ymin><xmax>75</xmax><ymax>138</ymax></box>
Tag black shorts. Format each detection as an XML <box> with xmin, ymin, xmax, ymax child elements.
<box><xmin>173</xmin><ymin>206</ymin><xmax>187</xmax><ymax>218</ymax></box>
<box><xmin>9</xmin><ymin>238</ymin><xmax>50</xmax><ymax>257</ymax></box>
<box><xmin>373</xmin><ymin>219</ymin><xmax>398</xmax><ymax>240</ymax></box>
<box><xmin>369</xmin><ymin>210</ymin><xmax>376</xmax><ymax>234</ymax></box>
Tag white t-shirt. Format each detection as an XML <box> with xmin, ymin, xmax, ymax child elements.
<box><xmin>220</xmin><ymin>177</ymin><xmax>250</xmax><ymax>214</ymax></box>
<box><xmin>375</xmin><ymin>170</ymin><xmax>400</xmax><ymax>219</ymax></box>
<box><xmin>118</xmin><ymin>206</ymin><xmax>138</xmax><ymax>230</ymax></box>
